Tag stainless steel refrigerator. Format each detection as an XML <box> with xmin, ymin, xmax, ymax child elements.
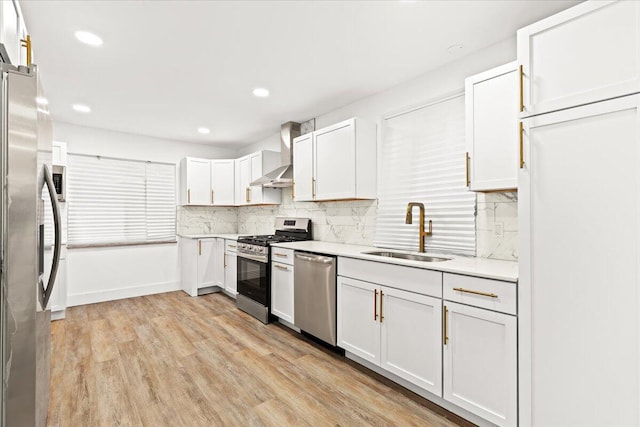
<box><xmin>0</xmin><ymin>57</ymin><xmax>61</xmax><ymax>425</ymax></box>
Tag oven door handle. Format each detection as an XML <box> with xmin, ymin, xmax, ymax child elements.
<box><xmin>237</xmin><ymin>252</ymin><xmax>268</xmax><ymax>263</ymax></box>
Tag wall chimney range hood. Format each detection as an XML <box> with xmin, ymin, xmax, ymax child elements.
<box><xmin>251</xmin><ymin>121</ymin><xmax>301</xmax><ymax>188</ymax></box>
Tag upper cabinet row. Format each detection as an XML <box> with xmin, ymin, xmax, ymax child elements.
<box><xmin>0</xmin><ymin>0</ymin><xmax>29</xmax><ymax>67</ymax></box>
<box><xmin>293</xmin><ymin>117</ymin><xmax>377</xmax><ymax>202</ymax></box>
<box><xmin>466</xmin><ymin>0</ymin><xmax>640</xmax><ymax>192</ymax></box>
<box><xmin>180</xmin><ymin>150</ymin><xmax>281</xmax><ymax>206</ymax></box>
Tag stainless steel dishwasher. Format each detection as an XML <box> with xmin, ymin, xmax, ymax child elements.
<box><xmin>294</xmin><ymin>252</ymin><xmax>337</xmax><ymax>346</ymax></box>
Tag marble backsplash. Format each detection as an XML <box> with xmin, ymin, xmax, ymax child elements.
<box><xmin>176</xmin><ymin>190</ymin><xmax>518</xmax><ymax>261</ymax></box>
<box><xmin>237</xmin><ymin>192</ymin><xmax>377</xmax><ymax>245</ymax></box>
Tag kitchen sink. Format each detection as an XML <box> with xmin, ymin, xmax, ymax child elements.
<box><xmin>362</xmin><ymin>251</ymin><xmax>451</xmax><ymax>263</ymax></box>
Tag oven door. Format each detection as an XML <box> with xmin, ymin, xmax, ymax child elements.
<box><xmin>237</xmin><ymin>254</ymin><xmax>269</xmax><ymax>306</ymax></box>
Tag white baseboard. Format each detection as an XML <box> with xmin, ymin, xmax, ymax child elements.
<box><xmin>67</xmin><ymin>280</ymin><xmax>181</xmax><ymax>307</ymax></box>
<box><xmin>51</xmin><ymin>309</ymin><xmax>66</xmax><ymax>321</ymax></box>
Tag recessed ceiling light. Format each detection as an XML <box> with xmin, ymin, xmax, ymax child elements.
<box><xmin>447</xmin><ymin>44</ymin><xmax>464</xmax><ymax>54</ymax></box>
<box><xmin>253</xmin><ymin>87</ymin><xmax>270</xmax><ymax>98</ymax></box>
<box><xmin>72</xmin><ymin>104</ymin><xmax>91</xmax><ymax>113</ymax></box>
<box><xmin>74</xmin><ymin>30</ymin><xmax>103</xmax><ymax>47</ymax></box>
<box><xmin>36</xmin><ymin>96</ymin><xmax>48</xmax><ymax>105</ymax></box>
<box><xmin>197</xmin><ymin>127</ymin><xmax>210</xmax><ymax>135</ymax></box>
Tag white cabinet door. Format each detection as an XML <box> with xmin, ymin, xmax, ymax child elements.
<box><xmin>1</xmin><ymin>0</ymin><xmax>20</xmax><ymax>67</ymax></box>
<box><xmin>271</xmin><ymin>261</ymin><xmax>294</xmax><ymax>323</ymax></box>
<box><xmin>249</xmin><ymin>152</ymin><xmax>263</xmax><ymax>204</ymax></box>
<box><xmin>224</xmin><ymin>251</ymin><xmax>237</xmax><ymax>297</ymax></box>
<box><xmin>444</xmin><ymin>302</ymin><xmax>517</xmax><ymax>427</ymax></box>
<box><xmin>196</xmin><ymin>239</ymin><xmax>216</xmax><ymax>288</ymax></box>
<box><xmin>292</xmin><ymin>133</ymin><xmax>313</xmax><ymax>201</ymax></box>
<box><xmin>315</xmin><ymin>121</ymin><xmax>356</xmax><ymax>200</ymax></box>
<box><xmin>185</xmin><ymin>158</ymin><xmax>211</xmax><ymax>205</ymax></box>
<box><xmin>214</xmin><ymin>238</ymin><xmax>225</xmax><ymax>288</ymax></box>
<box><xmin>466</xmin><ymin>62</ymin><xmax>519</xmax><ymax>191</ymax></box>
<box><xmin>519</xmin><ymin>95</ymin><xmax>640</xmax><ymax>427</ymax></box>
<box><xmin>211</xmin><ymin>159</ymin><xmax>235</xmax><ymax>205</ymax></box>
<box><xmin>337</xmin><ymin>276</ymin><xmax>380</xmax><ymax>365</ymax></box>
<box><xmin>235</xmin><ymin>155</ymin><xmax>250</xmax><ymax>206</ymax></box>
<box><xmin>380</xmin><ymin>286</ymin><xmax>442</xmax><ymax>396</ymax></box>
<box><xmin>518</xmin><ymin>0</ymin><xmax>640</xmax><ymax>117</ymax></box>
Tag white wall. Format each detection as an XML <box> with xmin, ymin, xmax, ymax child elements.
<box><xmin>53</xmin><ymin>122</ymin><xmax>236</xmax><ymax>306</ymax></box>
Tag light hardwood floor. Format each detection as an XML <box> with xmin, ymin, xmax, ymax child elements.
<box><xmin>48</xmin><ymin>291</ymin><xmax>473</xmax><ymax>427</ymax></box>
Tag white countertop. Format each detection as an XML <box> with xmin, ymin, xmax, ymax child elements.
<box><xmin>178</xmin><ymin>233</ymin><xmax>242</xmax><ymax>240</ymax></box>
<box><xmin>271</xmin><ymin>241</ymin><xmax>518</xmax><ymax>282</ymax></box>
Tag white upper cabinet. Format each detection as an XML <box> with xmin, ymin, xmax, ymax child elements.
<box><xmin>293</xmin><ymin>118</ymin><xmax>377</xmax><ymax>202</ymax></box>
<box><xmin>518</xmin><ymin>0</ymin><xmax>640</xmax><ymax>117</ymax></box>
<box><xmin>465</xmin><ymin>62</ymin><xmax>519</xmax><ymax>191</ymax></box>
<box><xmin>180</xmin><ymin>157</ymin><xmax>211</xmax><ymax>205</ymax></box>
<box><xmin>235</xmin><ymin>150</ymin><xmax>281</xmax><ymax>206</ymax></box>
<box><xmin>210</xmin><ymin>159</ymin><xmax>235</xmax><ymax>205</ymax></box>
<box><xmin>0</xmin><ymin>0</ymin><xmax>27</xmax><ymax>67</ymax></box>
<box><xmin>292</xmin><ymin>133</ymin><xmax>313</xmax><ymax>201</ymax></box>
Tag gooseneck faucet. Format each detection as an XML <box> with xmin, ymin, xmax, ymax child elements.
<box><xmin>405</xmin><ymin>202</ymin><xmax>432</xmax><ymax>253</ymax></box>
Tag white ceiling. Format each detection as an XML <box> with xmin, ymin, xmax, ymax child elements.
<box><xmin>21</xmin><ymin>0</ymin><xmax>579</xmax><ymax>148</ymax></box>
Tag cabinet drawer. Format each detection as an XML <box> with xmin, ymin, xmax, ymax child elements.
<box><xmin>272</xmin><ymin>248</ymin><xmax>295</xmax><ymax>265</ymax></box>
<box><xmin>225</xmin><ymin>240</ymin><xmax>238</xmax><ymax>253</ymax></box>
<box><xmin>443</xmin><ymin>273</ymin><xmax>516</xmax><ymax>315</ymax></box>
<box><xmin>339</xmin><ymin>257</ymin><xmax>442</xmax><ymax>298</ymax></box>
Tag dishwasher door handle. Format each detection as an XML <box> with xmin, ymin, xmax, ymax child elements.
<box><xmin>295</xmin><ymin>253</ymin><xmax>334</xmax><ymax>264</ymax></box>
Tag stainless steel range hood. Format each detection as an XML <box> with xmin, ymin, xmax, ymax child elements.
<box><xmin>250</xmin><ymin>121</ymin><xmax>301</xmax><ymax>188</ymax></box>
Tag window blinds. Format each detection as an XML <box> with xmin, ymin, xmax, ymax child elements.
<box><xmin>374</xmin><ymin>93</ymin><xmax>476</xmax><ymax>255</ymax></box>
<box><xmin>67</xmin><ymin>154</ymin><xmax>176</xmax><ymax>246</ymax></box>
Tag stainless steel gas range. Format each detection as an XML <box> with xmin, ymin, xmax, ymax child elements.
<box><xmin>236</xmin><ymin>217</ymin><xmax>312</xmax><ymax>324</ymax></box>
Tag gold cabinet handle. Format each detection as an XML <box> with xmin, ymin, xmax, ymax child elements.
<box><xmin>188</xmin><ymin>189</ymin><xmax>191</xmax><ymax>204</ymax></box>
<box><xmin>273</xmin><ymin>253</ymin><xmax>287</xmax><ymax>258</ymax></box>
<box><xmin>374</xmin><ymin>289</ymin><xmax>378</xmax><ymax>321</ymax></box>
<box><xmin>312</xmin><ymin>177</ymin><xmax>316</xmax><ymax>199</ymax></box>
<box><xmin>379</xmin><ymin>290</ymin><xmax>384</xmax><ymax>323</ymax></box>
<box><xmin>519</xmin><ymin>122</ymin><xmax>524</xmax><ymax>169</ymax></box>
<box><xmin>228</xmin><ymin>244</ymin><xmax>237</xmax><ymax>249</ymax></box>
<box><xmin>519</xmin><ymin>64</ymin><xmax>524</xmax><ymax>113</ymax></box>
<box><xmin>274</xmin><ymin>264</ymin><xmax>289</xmax><ymax>271</ymax></box>
<box><xmin>20</xmin><ymin>35</ymin><xmax>32</xmax><ymax>66</ymax></box>
<box><xmin>443</xmin><ymin>305</ymin><xmax>448</xmax><ymax>345</ymax></box>
<box><xmin>198</xmin><ymin>240</ymin><xmax>202</xmax><ymax>256</ymax></box>
<box><xmin>211</xmin><ymin>189</ymin><xmax>214</xmax><ymax>204</ymax></box>
<box><xmin>291</xmin><ymin>181</ymin><xmax>295</xmax><ymax>200</ymax></box>
<box><xmin>224</xmin><ymin>253</ymin><xmax>227</xmax><ymax>268</ymax></box>
<box><xmin>465</xmin><ymin>152</ymin><xmax>470</xmax><ymax>187</ymax></box>
<box><xmin>246</xmin><ymin>187</ymin><xmax>251</xmax><ymax>203</ymax></box>
<box><xmin>453</xmin><ymin>287</ymin><xmax>498</xmax><ymax>298</ymax></box>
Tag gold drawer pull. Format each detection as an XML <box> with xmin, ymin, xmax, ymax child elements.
<box><xmin>379</xmin><ymin>290</ymin><xmax>384</xmax><ymax>323</ymax></box>
<box><xmin>198</xmin><ymin>240</ymin><xmax>202</xmax><ymax>255</ymax></box>
<box><xmin>453</xmin><ymin>287</ymin><xmax>498</xmax><ymax>298</ymax></box>
<box><xmin>443</xmin><ymin>305</ymin><xmax>448</xmax><ymax>345</ymax></box>
<box><xmin>274</xmin><ymin>264</ymin><xmax>289</xmax><ymax>271</ymax></box>
<box><xmin>274</xmin><ymin>253</ymin><xmax>287</xmax><ymax>258</ymax></box>
<box><xmin>374</xmin><ymin>289</ymin><xmax>378</xmax><ymax>320</ymax></box>
<box><xmin>228</xmin><ymin>244</ymin><xmax>237</xmax><ymax>249</ymax></box>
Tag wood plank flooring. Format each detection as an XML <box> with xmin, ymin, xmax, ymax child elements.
<box><xmin>48</xmin><ymin>291</ymin><xmax>473</xmax><ymax>427</ymax></box>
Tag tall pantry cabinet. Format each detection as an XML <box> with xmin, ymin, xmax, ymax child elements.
<box><xmin>517</xmin><ymin>1</ymin><xmax>640</xmax><ymax>426</ymax></box>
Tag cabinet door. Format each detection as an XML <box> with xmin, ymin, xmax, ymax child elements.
<box><xmin>292</xmin><ymin>133</ymin><xmax>313</xmax><ymax>201</ymax></box>
<box><xmin>271</xmin><ymin>261</ymin><xmax>294</xmax><ymax>323</ymax></box>
<box><xmin>466</xmin><ymin>63</ymin><xmax>518</xmax><ymax>191</ymax></box>
<box><xmin>235</xmin><ymin>156</ymin><xmax>250</xmax><ymax>206</ymax></box>
<box><xmin>518</xmin><ymin>1</ymin><xmax>640</xmax><ymax>117</ymax></box>
<box><xmin>444</xmin><ymin>302</ymin><xmax>517</xmax><ymax>427</ymax></box>
<box><xmin>214</xmin><ymin>238</ymin><xmax>225</xmax><ymax>288</ymax></box>
<box><xmin>380</xmin><ymin>287</ymin><xmax>442</xmax><ymax>396</ymax></box>
<box><xmin>211</xmin><ymin>159</ymin><xmax>235</xmax><ymax>205</ymax></box>
<box><xmin>196</xmin><ymin>239</ymin><xmax>216</xmax><ymax>288</ymax></box>
<box><xmin>248</xmin><ymin>152</ymin><xmax>263</xmax><ymax>204</ymax></box>
<box><xmin>224</xmin><ymin>251</ymin><xmax>237</xmax><ymax>297</ymax></box>
<box><xmin>314</xmin><ymin>120</ymin><xmax>356</xmax><ymax>200</ymax></box>
<box><xmin>186</xmin><ymin>158</ymin><xmax>211</xmax><ymax>205</ymax></box>
<box><xmin>519</xmin><ymin>95</ymin><xmax>640</xmax><ymax>427</ymax></box>
<box><xmin>1</xmin><ymin>1</ymin><xmax>19</xmax><ymax>66</ymax></box>
<box><xmin>337</xmin><ymin>276</ymin><xmax>380</xmax><ymax>365</ymax></box>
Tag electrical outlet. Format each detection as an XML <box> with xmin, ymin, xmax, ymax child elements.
<box><xmin>494</xmin><ymin>222</ymin><xmax>504</xmax><ymax>238</ymax></box>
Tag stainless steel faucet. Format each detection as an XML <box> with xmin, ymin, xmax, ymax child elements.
<box><xmin>405</xmin><ymin>202</ymin><xmax>432</xmax><ymax>253</ymax></box>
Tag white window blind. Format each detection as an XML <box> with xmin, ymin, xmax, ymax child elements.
<box><xmin>67</xmin><ymin>154</ymin><xmax>176</xmax><ymax>246</ymax></box>
<box><xmin>374</xmin><ymin>93</ymin><xmax>476</xmax><ymax>255</ymax></box>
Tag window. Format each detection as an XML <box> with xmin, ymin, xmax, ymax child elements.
<box><xmin>374</xmin><ymin>93</ymin><xmax>476</xmax><ymax>255</ymax></box>
<box><xmin>67</xmin><ymin>154</ymin><xmax>176</xmax><ymax>247</ymax></box>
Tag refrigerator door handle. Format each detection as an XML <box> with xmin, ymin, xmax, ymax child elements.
<box><xmin>41</xmin><ymin>164</ymin><xmax>61</xmax><ymax>308</ymax></box>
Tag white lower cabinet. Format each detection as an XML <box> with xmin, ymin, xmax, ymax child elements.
<box><xmin>197</xmin><ymin>239</ymin><xmax>217</xmax><ymax>289</ymax></box>
<box><xmin>180</xmin><ymin>237</ymin><xmax>225</xmax><ymax>297</ymax></box>
<box><xmin>270</xmin><ymin>248</ymin><xmax>295</xmax><ymax>323</ymax></box>
<box><xmin>443</xmin><ymin>302</ymin><xmax>517</xmax><ymax>427</ymax></box>
<box><xmin>224</xmin><ymin>240</ymin><xmax>237</xmax><ymax>297</ymax></box>
<box><xmin>337</xmin><ymin>275</ymin><xmax>442</xmax><ymax>396</ymax></box>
